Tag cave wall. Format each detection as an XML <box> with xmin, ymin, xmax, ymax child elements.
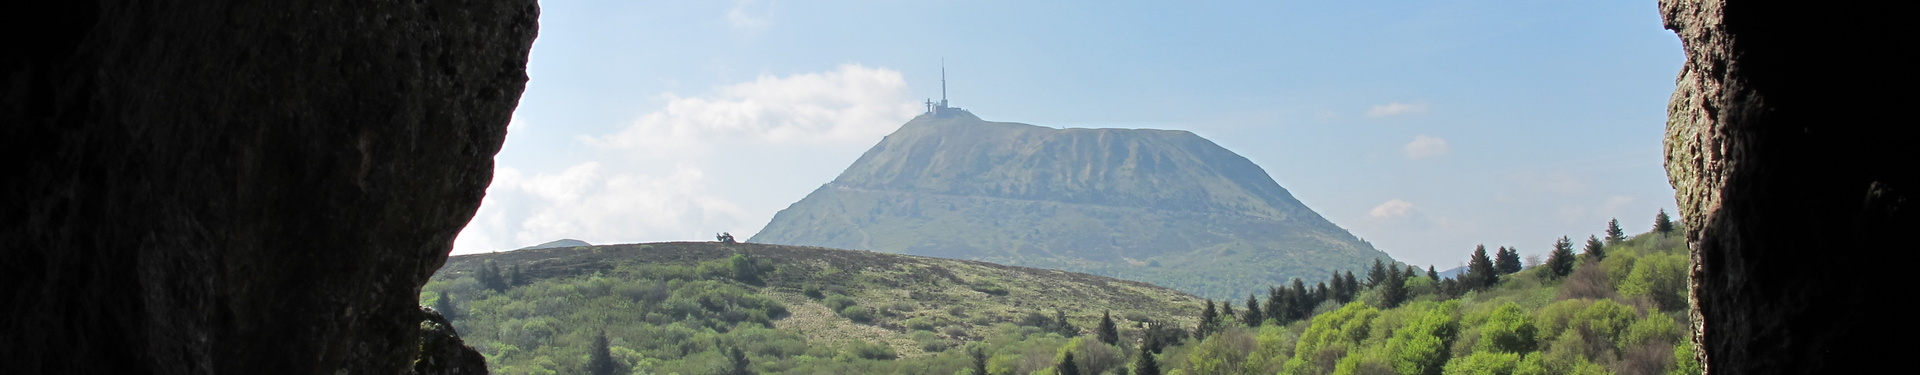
<box><xmin>1661</xmin><ymin>0</ymin><xmax>1918</xmax><ymax>373</ymax></box>
<box><xmin>1</xmin><ymin>1</ymin><xmax>537</xmax><ymax>374</ymax></box>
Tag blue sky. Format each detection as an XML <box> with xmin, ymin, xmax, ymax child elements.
<box><xmin>454</xmin><ymin>0</ymin><xmax>1684</xmax><ymax>269</ymax></box>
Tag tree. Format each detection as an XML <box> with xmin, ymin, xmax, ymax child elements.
<box><xmin>970</xmin><ymin>345</ymin><xmax>992</xmax><ymax>375</ymax></box>
<box><xmin>1097</xmin><ymin>311</ymin><xmax>1120</xmax><ymax>345</ymax></box>
<box><xmin>1219</xmin><ymin>302</ymin><xmax>1235</xmax><ymax>327</ymax></box>
<box><xmin>1051</xmin><ymin>309</ymin><xmax>1076</xmax><ymax>337</ymax></box>
<box><xmin>1133</xmin><ymin>343</ymin><xmax>1160</xmax><ymax>375</ymax></box>
<box><xmin>1464</xmin><ymin>245</ymin><xmax>1499</xmax><ymax>290</ymax></box>
<box><xmin>1427</xmin><ymin>265</ymin><xmax>1439</xmax><ymax>281</ymax></box>
<box><xmin>1584</xmin><ymin>235</ymin><xmax>1608</xmax><ymax>261</ymax></box>
<box><xmin>432</xmin><ymin>292</ymin><xmax>458</xmax><ymax>320</ymax></box>
<box><xmin>1367</xmin><ymin>258</ymin><xmax>1389</xmax><ymax>288</ymax></box>
<box><xmin>1380</xmin><ymin>265</ymin><xmax>1408</xmax><ymax>308</ymax></box>
<box><xmin>716</xmin><ymin>232</ymin><xmax>737</xmax><ymax>244</ymax></box>
<box><xmin>477</xmin><ymin>259</ymin><xmax>507</xmax><ymax>293</ymax></box>
<box><xmin>1654</xmin><ymin>209</ymin><xmax>1676</xmax><ymax>235</ymax></box>
<box><xmin>1547</xmin><ymin>236</ymin><xmax>1577</xmax><ymax>278</ymax></box>
<box><xmin>1404</xmin><ymin>265</ymin><xmax>1419</xmax><ymax>279</ymax></box>
<box><xmin>1343</xmin><ymin>272</ymin><xmax>1359</xmax><ymax>301</ymax></box>
<box><xmin>1057</xmin><ymin>352</ymin><xmax>1081</xmax><ymax>375</ymax></box>
<box><xmin>1605</xmin><ymin>219</ymin><xmax>1626</xmax><ymax>244</ymax></box>
<box><xmin>1263</xmin><ymin>286</ymin><xmax>1286</xmax><ymax>324</ymax></box>
<box><xmin>1196</xmin><ymin>300</ymin><xmax>1218</xmax><ymax>339</ymax></box>
<box><xmin>1495</xmin><ymin>246</ymin><xmax>1523</xmax><ymax>274</ymax></box>
<box><xmin>1329</xmin><ymin>271</ymin><xmax>1349</xmax><ymax>304</ymax></box>
<box><xmin>1287</xmin><ymin>278</ymin><xmax>1310</xmax><ymax>321</ymax></box>
<box><xmin>587</xmin><ymin>331</ymin><xmax>620</xmax><ymax>375</ymax></box>
<box><xmin>724</xmin><ymin>344</ymin><xmax>751</xmax><ymax>375</ymax></box>
<box><xmin>1243</xmin><ymin>295</ymin><xmax>1263</xmax><ymax>327</ymax></box>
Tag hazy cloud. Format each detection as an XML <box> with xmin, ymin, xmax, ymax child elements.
<box><xmin>726</xmin><ymin>0</ymin><xmax>774</xmax><ymax>33</ymax></box>
<box><xmin>1365</xmin><ymin>102</ymin><xmax>1429</xmax><ymax>118</ymax></box>
<box><xmin>452</xmin><ymin>65</ymin><xmax>918</xmax><ymax>254</ymax></box>
<box><xmin>1403</xmin><ymin>135</ymin><xmax>1450</xmax><ymax>160</ymax></box>
<box><xmin>1370</xmin><ymin>199</ymin><xmax>1416</xmax><ymax>219</ymax></box>
<box><xmin>590</xmin><ymin>64</ymin><xmax>920</xmax><ymax>157</ymax></box>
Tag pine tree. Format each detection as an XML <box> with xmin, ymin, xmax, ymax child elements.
<box><xmin>1584</xmin><ymin>235</ymin><xmax>1608</xmax><ymax>261</ymax></box>
<box><xmin>1314</xmin><ymin>282</ymin><xmax>1330</xmax><ymax>306</ymax></box>
<box><xmin>1495</xmin><ymin>247</ymin><xmax>1522</xmax><ymax>274</ymax></box>
<box><xmin>1343</xmin><ymin>272</ymin><xmax>1359</xmax><ymax>302</ymax></box>
<box><xmin>971</xmin><ymin>345</ymin><xmax>992</xmax><ymax>375</ymax></box>
<box><xmin>509</xmin><ymin>264</ymin><xmax>524</xmax><ymax>286</ymax></box>
<box><xmin>1058</xmin><ymin>352</ymin><xmax>1081</xmax><ymax>375</ymax></box>
<box><xmin>1606</xmin><ymin>218</ymin><xmax>1626</xmax><ymax>244</ymax></box>
<box><xmin>1329</xmin><ymin>271</ymin><xmax>1348</xmax><ymax>304</ymax></box>
<box><xmin>1219</xmin><ymin>302</ymin><xmax>1235</xmax><ymax>327</ymax></box>
<box><xmin>1287</xmin><ymin>279</ymin><xmax>1309</xmax><ymax>321</ymax></box>
<box><xmin>1196</xmin><ymin>301</ymin><xmax>1218</xmax><ymax>339</ymax></box>
<box><xmin>1264</xmin><ymin>286</ymin><xmax>1285</xmax><ymax>324</ymax></box>
<box><xmin>1133</xmin><ymin>343</ymin><xmax>1161</xmax><ymax>375</ymax></box>
<box><xmin>1654</xmin><ymin>209</ymin><xmax>1676</xmax><ymax>235</ymax></box>
<box><xmin>1547</xmin><ymin>236</ymin><xmax>1577</xmax><ymax>278</ymax></box>
<box><xmin>724</xmin><ymin>344</ymin><xmax>751</xmax><ymax>375</ymax></box>
<box><xmin>587</xmin><ymin>331</ymin><xmax>620</xmax><ymax>375</ymax></box>
<box><xmin>1243</xmin><ymin>295</ymin><xmax>1263</xmax><ymax>327</ymax></box>
<box><xmin>1427</xmin><ymin>265</ymin><xmax>1439</xmax><ymax>281</ymax></box>
<box><xmin>1466</xmin><ymin>245</ymin><xmax>1498</xmax><ymax>290</ymax></box>
<box><xmin>1367</xmin><ymin>259</ymin><xmax>1388</xmax><ymax>288</ymax></box>
<box><xmin>1052</xmin><ymin>310</ymin><xmax>1076</xmax><ymax>337</ymax></box>
<box><xmin>1380</xmin><ymin>265</ymin><xmax>1408</xmax><ymax>308</ymax></box>
<box><xmin>432</xmin><ymin>292</ymin><xmax>458</xmax><ymax>320</ymax></box>
<box><xmin>1097</xmin><ymin>311</ymin><xmax>1120</xmax><ymax>346</ymax></box>
<box><xmin>477</xmin><ymin>259</ymin><xmax>507</xmax><ymax>293</ymax></box>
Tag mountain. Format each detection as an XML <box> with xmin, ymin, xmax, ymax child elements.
<box><xmin>423</xmin><ymin>241</ymin><xmax>1206</xmax><ymax>373</ymax></box>
<box><xmin>752</xmin><ymin>109</ymin><xmax>1393</xmax><ymax>298</ymax></box>
<box><xmin>517</xmin><ymin>238</ymin><xmax>590</xmax><ymax>250</ymax></box>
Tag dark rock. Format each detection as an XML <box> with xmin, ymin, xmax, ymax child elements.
<box><xmin>415</xmin><ymin>308</ymin><xmax>488</xmax><ymax>375</ymax></box>
<box><xmin>1661</xmin><ymin>0</ymin><xmax>1918</xmax><ymax>372</ymax></box>
<box><xmin>0</xmin><ymin>1</ymin><xmax>536</xmax><ymax>374</ymax></box>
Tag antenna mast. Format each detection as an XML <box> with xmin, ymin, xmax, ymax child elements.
<box><xmin>940</xmin><ymin>59</ymin><xmax>948</xmax><ymax>108</ymax></box>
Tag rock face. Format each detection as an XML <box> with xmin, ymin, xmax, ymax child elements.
<box><xmin>754</xmin><ymin>110</ymin><xmax>1390</xmax><ymax>298</ymax></box>
<box><xmin>1661</xmin><ymin>0</ymin><xmax>1917</xmax><ymax>372</ymax></box>
<box><xmin>0</xmin><ymin>1</ymin><xmax>536</xmax><ymax>374</ymax></box>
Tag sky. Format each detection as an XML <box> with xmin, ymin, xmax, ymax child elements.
<box><xmin>452</xmin><ymin>0</ymin><xmax>1685</xmax><ymax>270</ymax></box>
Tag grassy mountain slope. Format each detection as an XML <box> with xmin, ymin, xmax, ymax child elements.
<box><xmin>422</xmin><ymin>242</ymin><xmax>1205</xmax><ymax>374</ymax></box>
<box><xmin>753</xmin><ymin>110</ymin><xmax>1391</xmax><ymax>299</ymax></box>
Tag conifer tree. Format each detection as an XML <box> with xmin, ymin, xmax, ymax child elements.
<box><xmin>1367</xmin><ymin>259</ymin><xmax>1388</xmax><ymax>288</ymax></box>
<box><xmin>1058</xmin><ymin>352</ymin><xmax>1081</xmax><ymax>375</ymax></box>
<box><xmin>1133</xmin><ymin>343</ymin><xmax>1161</xmax><ymax>375</ymax></box>
<box><xmin>433</xmin><ymin>292</ymin><xmax>458</xmax><ymax>320</ymax></box>
<box><xmin>1097</xmin><ymin>311</ymin><xmax>1120</xmax><ymax>346</ymax></box>
<box><xmin>1495</xmin><ymin>247</ymin><xmax>1522</xmax><ymax>274</ymax></box>
<box><xmin>1220</xmin><ymin>303</ymin><xmax>1235</xmax><ymax>327</ymax></box>
<box><xmin>477</xmin><ymin>259</ymin><xmax>507</xmax><ymax>293</ymax></box>
<box><xmin>1329</xmin><ymin>271</ymin><xmax>1348</xmax><ymax>304</ymax></box>
<box><xmin>1243</xmin><ymin>295</ymin><xmax>1263</xmax><ymax>327</ymax></box>
<box><xmin>1606</xmin><ymin>218</ymin><xmax>1626</xmax><ymax>244</ymax></box>
<box><xmin>1547</xmin><ymin>236</ymin><xmax>1577</xmax><ymax>278</ymax></box>
<box><xmin>1287</xmin><ymin>279</ymin><xmax>1309</xmax><ymax>321</ymax></box>
<box><xmin>1466</xmin><ymin>245</ymin><xmax>1498</xmax><ymax>290</ymax></box>
<box><xmin>971</xmin><ymin>345</ymin><xmax>991</xmax><ymax>375</ymax></box>
<box><xmin>587</xmin><ymin>331</ymin><xmax>620</xmax><ymax>375</ymax></box>
<box><xmin>1380</xmin><ymin>265</ymin><xmax>1408</xmax><ymax>308</ymax></box>
<box><xmin>1654</xmin><ymin>209</ymin><xmax>1676</xmax><ymax>235</ymax></box>
<box><xmin>1403</xmin><ymin>265</ymin><xmax>1418</xmax><ymax>279</ymax></box>
<box><xmin>1196</xmin><ymin>301</ymin><xmax>1218</xmax><ymax>339</ymax></box>
<box><xmin>1427</xmin><ymin>265</ymin><xmax>1439</xmax><ymax>281</ymax></box>
<box><xmin>1584</xmin><ymin>235</ymin><xmax>1608</xmax><ymax>261</ymax></box>
<box><xmin>1052</xmin><ymin>310</ymin><xmax>1076</xmax><ymax>337</ymax></box>
<box><xmin>1314</xmin><ymin>282</ymin><xmax>1329</xmax><ymax>306</ymax></box>
<box><xmin>509</xmin><ymin>264</ymin><xmax>524</xmax><ymax>286</ymax></box>
<box><xmin>724</xmin><ymin>344</ymin><xmax>751</xmax><ymax>375</ymax></box>
<box><xmin>1263</xmin><ymin>286</ymin><xmax>1285</xmax><ymax>324</ymax></box>
<box><xmin>1343</xmin><ymin>272</ymin><xmax>1359</xmax><ymax>301</ymax></box>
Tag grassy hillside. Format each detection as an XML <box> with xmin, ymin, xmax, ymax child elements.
<box><xmin>754</xmin><ymin>111</ymin><xmax>1391</xmax><ymax>299</ymax></box>
<box><xmin>422</xmin><ymin>242</ymin><xmax>1205</xmax><ymax>374</ymax></box>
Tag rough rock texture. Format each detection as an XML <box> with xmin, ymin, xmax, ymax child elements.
<box><xmin>1661</xmin><ymin>0</ymin><xmax>1917</xmax><ymax>372</ymax></box>
<box><xmin>414</xmin><ymin>308</ymin><xmax>488</xmax><ymax>375</ymax></box>
<box><xmin>0</xmin><ymin>1</ymin><xmax>537</xmax><ymax>374</ymax></box>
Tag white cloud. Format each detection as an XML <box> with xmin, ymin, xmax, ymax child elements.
<box><xmin>1403</xmin><ymin>135</ymin><xmax>1450</xmax><ymax>160</ymax></box>
<box><xmin>1365</xmin><ymin>102</ymin><xmax>1429</xmax><ymax>118</ymax></box>
<box><xmin>590</xmin><ymin>64</ymin><xmax>920</xmax><ymax>157</ymax></box>
<box><xmin>1370</xmin><ymin>199</ymin><xmax>1416</xmax><ymax>219</ymax></box>
<box><xmin>726</xmin><ymin>0</ymin><xmax>774</xmax><ymax>33</ymax></box>
<box><xmin>452</xmin><ymin>65</ymin><xmax>919</xmax><ymax>254</ymax></box>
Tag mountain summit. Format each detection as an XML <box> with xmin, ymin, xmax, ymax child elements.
<box><xmin>752</xmin><ymin>111</ymin><xmax>1391</xmax><ymax>298</ymax></box>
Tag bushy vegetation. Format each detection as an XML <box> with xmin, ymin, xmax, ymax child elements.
<box><xmin>424</xmin><ymin>214</ymin><xmax>1696</xmax><ymax>374</ymax></box>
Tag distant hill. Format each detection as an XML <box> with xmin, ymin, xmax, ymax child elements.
<box><xmin>516</xmin><ymin>238</ymin><xmax>590</xmax><ymax>250</ymax></box>
<box><xmin>423</xmin><ymin>241</ymin><xmax>1206</xmax><ymax>373</ymax></box>
<box><xmin>752</xmin><ymin>109</ymin><xmax>1393</xmax><ymax>298</ymax></box>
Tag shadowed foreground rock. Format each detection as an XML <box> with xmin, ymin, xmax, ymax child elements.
<box><xmin>1</xmin><ymin>1</ymin><xmax>537</xmax><ymax>374</ymax></box>
<box><xmin>1662</xmin><ymin>0</ymin><xmax>1918</xmax><ymax>372</ymax></box>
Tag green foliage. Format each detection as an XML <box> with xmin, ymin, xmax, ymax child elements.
<box><xmin>1583</xmin><ymin>236</ymin><xmax>1606</xmax><ymax>261</ymax></box>
<box><xmin>1474</xmin><ymin>303</ymin><xmax>1537</xmax><ymax>354</ymax></box>
<box><xmin>1465</xmin><ymin>245</ymin><xmax>1499</xmax><ymax>291</ymax></box>
<box><xmin>1495</xmin><ymin>247</ymin><xmax>1523</xmax><ymax>275</ymax></box>
<box><xmin>1619</xmin><ymin>251</ymin><xmax>1689</xmax><ymax>311</ymax></box>
<box><xmin>1385</xmin><ymin>301</ymin><xmax>1459</xmax><ymax>375</ymax></box>
<box><xmin>1605</xmin><ymin>219</ymin><xmax>1626</xmax><ymax>245</ymax></box>
<box><xmin>1654</xmin><ymin>209</ymin><xmax>1676</xmax><ymax>235</ymax></box>
<box><xmin>1442</xmin><ymin>351</ymin><xmax>1519</xmax><ymax>375</ymax></box>
<box><xmin>1098</xmin><ymin>311</ymin><xmax>1121</xmax><ymax>346</ymax></box>
<box><xmin>1134</xmin><ymin>342</ymin><xmax>1161</xmax><ymax>375</ymax></box>
<box><xmin>1670</xmin><ymin>341</ymin><xmax>1701</xmax><ymax>375</ymax></box>
<box><xmin>1546</xmin><ymin>237</ymin><xmax>1576</xmax><ymax>279</ymax></box>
